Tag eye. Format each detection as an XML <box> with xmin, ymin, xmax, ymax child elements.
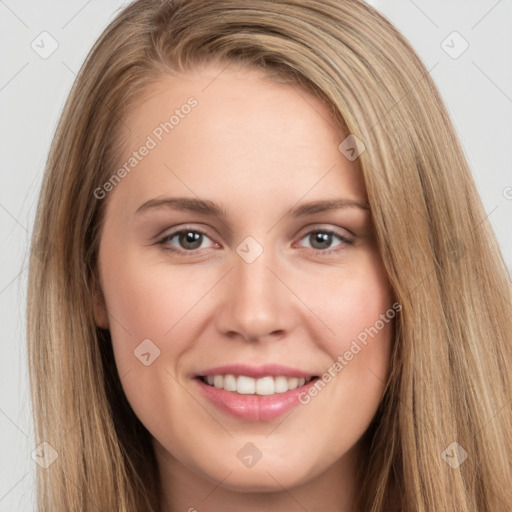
<box><xmin>296</xmin><ymin>229</ymin><xmax>353</xmax><ymax>255</ymax></box>
<box><xmin>157</xmin><ymin>227</ymin><xmax>353</xmax><ymax>257</ymax></box>
<box><xmin>157</xmin><ymin>228</ymin><xmax>218</xmax><ymax>255</ymax></box>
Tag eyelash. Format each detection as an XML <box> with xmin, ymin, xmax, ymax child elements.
<box><xmin>156</xmin><ymin>227</ymin><xmax>354</xmax><ymax>257</ymax></box>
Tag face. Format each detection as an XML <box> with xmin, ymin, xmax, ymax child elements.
<box><xmin>93</xmin><ymin>62</ymin><xmax>395</xmax><ymax>498</ymax></box>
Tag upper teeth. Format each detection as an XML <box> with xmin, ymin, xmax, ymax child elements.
<box><xmin>204</xmin><ymin>375</ymin><xmax>311</xmax><ymax>395</ymax></box>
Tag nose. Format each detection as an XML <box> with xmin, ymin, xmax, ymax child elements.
<box><xmin>214</xmin><ymin>246</ymin><xmax>300</xmax><ymax>343</ymax></box>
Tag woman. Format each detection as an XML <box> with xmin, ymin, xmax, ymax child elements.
<box><xmin>27</xmin><ymin>0</ymin><xmax>512</xmax><ymax>510</ymax></box>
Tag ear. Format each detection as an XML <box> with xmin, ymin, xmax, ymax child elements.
<box><xmin>91</xmin><ymin>273</ymin><xmax>110</xmax><ymax>330</ymax></box>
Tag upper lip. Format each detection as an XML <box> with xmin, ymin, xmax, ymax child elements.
<box><xmin>196</xmin><ymin>363</ymin><xmax>317</xmax><ymax>379</ymax></box>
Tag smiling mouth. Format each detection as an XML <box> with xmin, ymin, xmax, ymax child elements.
<box><xmin>198</xmin><ymin>374</ymin><xmax>318</xmax><ymax>396</ymax></box>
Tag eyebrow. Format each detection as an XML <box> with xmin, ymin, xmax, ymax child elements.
<box><xmin>135</xmin><ymin>197</ymin><xmax>370</xmax><ymax>219</ymax></box>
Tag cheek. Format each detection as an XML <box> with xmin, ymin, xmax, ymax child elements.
<box><xmin>304</xmin><ymin>249</ymin><xmax>394</xmax><ymax>355</ymax></box>
<box><xmin>302</xmin><ymin>251</ymin><xmax>395</xmax><ymax>422</ymax></box>
<box><xmin>100</xmin><ymin>252</ymin><xmax>212</xmax><ymax>365</ymax></box>
<box><xmin>99</xmin><ymin>255</ymin><xmax>209</xmax><ymax>442</ymax></box>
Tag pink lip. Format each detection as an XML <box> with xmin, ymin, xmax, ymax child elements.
<box><xmin>194</xmin><ymin>364</ymin><xmax>319</xmax><ymax>421</ymax></box>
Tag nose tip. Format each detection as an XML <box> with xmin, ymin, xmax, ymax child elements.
<box><xmin>214</xmin><ymin>245</ymin><xmax>298</xmax><ymax>343</ymax></box>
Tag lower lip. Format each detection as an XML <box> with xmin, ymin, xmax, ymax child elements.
<box><xmin>195</xmin><ymin>377</ymin><xmax>318</xmax><ymax>421</ymax></box>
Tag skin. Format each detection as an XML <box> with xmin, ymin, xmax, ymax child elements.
<box><xmin>93</xmin><ymin>62</ymin><xmax>395</xmax><ymax>512</ymax></box>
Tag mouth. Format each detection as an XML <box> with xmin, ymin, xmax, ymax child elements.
<box><xmin>198</xmin><ymin>374</ymin><xmax>317</xmax><ymax>395</ymax></box>
<box><xmin>194</xmin><ymin>365</ymin><xmax>320</xmax><ymax>421</ymax></box>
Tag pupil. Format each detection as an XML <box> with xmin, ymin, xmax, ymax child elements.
<box><xmin>312</xmin><ymin>232</ymin><xmax>331</xmax><ymax>250</ymax></box>
<box><xmin>180</xmin><ymin>231</ymin><xmax>201</xmax><ymax>250</ymax></box>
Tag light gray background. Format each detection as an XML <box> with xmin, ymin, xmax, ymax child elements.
<box><xmin>1</xmin><ymin>0</ymin><xmax>511</xmax><ymax>510</ymax></box>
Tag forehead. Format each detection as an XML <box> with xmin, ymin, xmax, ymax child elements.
<box><xmin>108</xmin><ymin>63</ymin><xmax>366</xmax><ymax>211</ymax></box>
<box><xmin>123</xmin><ymin>62</ymin><xmax>341</xmax><ymax>145</ymax></box>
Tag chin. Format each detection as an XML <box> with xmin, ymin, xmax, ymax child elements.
<box><xmin>195</xmin><ymin>457</ymin><xmax>315</xmax><ymax>493</ymax></box>
<box><xmin>208</xmin><ymin>470</ymin><xmax>303</xmax><ymax>493</ymax></box>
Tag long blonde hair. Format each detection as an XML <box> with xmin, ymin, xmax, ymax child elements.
<box><xmin>27</xmin><ymin>0</ymin><xmax>512</xmax><ymax>510</ymax></box>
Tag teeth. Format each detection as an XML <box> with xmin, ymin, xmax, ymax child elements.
<box><xmin>237</xmin><ymin>375</ymin><xmax>255</xmax><ymax>394</ymax></box>
<box><xmin>255</xmin><ymin>376</ymin><xmax>274</xmax><ymax>395</ymax></box>
<box><xmin>274</xmin><ymin>376</ymin><xmax>288</xmax><ymax>393</ymax></box>
<box><xmin>223</xmin><ymin>374</ymin><xmax>237</xmax><ymax>391</ymax></box>
<box><xmin>287</xmin><ymin>377</ymin><xmax>299</xmax><ymax>389</ymax></box>
<box><xmin>203</xmin><ymin>374</ymin><xmax>312</xmax><ymax>395</ymax></box>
